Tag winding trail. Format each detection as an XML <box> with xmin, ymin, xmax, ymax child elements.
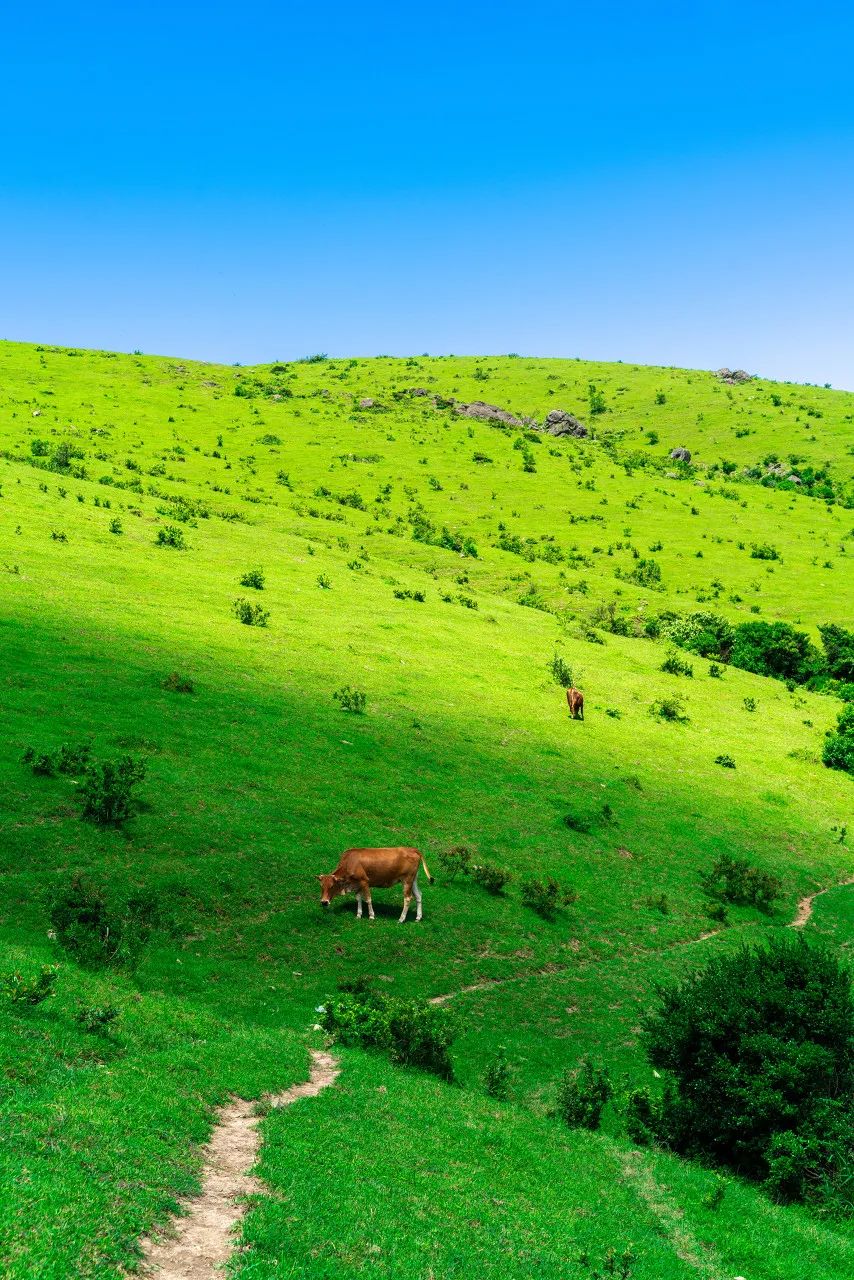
<box><xmin>140</xmin><ymin>1049</ymin><xmax>338</xmax><ymax>1280</ymax></box>
<box><xmin>789</xmin><ymin>876</ymin><xmax>854</xmax><ymax>929</ymax></box>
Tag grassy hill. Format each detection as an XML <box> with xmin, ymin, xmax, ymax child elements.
<box><xmin>0</xmin><ymin>339</ymin><xmax>852</xmax><ymax>1277</ymax></box>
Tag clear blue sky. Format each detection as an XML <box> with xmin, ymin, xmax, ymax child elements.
<box><xmin>2</xmin><ymin>1</ymin><xmax>853</xmax><ymax>386</ymax></box>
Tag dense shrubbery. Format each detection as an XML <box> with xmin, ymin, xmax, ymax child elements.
<box><xmin>700</xmin><ymin>853</ymin><xmax>781</xmax><ymax>912</ymax></box>
<box><xmin>823</xmin><ymin>704</ymin><xmax>854</xmax><ymax>773</ymax></box>
<box><xmin>80</xmin><ymin>756</ymin><xmax>146</xmax><ymax>824</ymax></box>
<box><xmin>333</xmin><ymin>685</ymin><xmax>366</xmax><ymax>713</ymax></box>
<box><xmin>240</xmin><ymin>566</ymin><xmax>265</xmax><ymax>589</ymax></box>
<box><xmin>321</xmin><ymin>986</ymin><xmax>455</xmax><ymax>1079</ymax></box>
<box><xmin>232</xmin><ymin>597</ymin><xmax>270</xmax><ymax>627</ymax></box>
<box><xmin>554</xmin><ymin>1058</ymin><xmax>612</xmax><ymax>1130</ymax></box>
<box><xmin>1</xmin><ymin>964</ymin><xmax>58</xmax><ymax>1006</ymax></box>
<box><xmin>633</xmin><ymin>937</ymin><xmax>854</xmax><ymax>1214</ymax></box>
<box><xmin>520</xmin><ymin>877</ymin><xmax>577</xmax><ymax>919</ymax></box>
<box><xmin>730</xmin><ymin>621</ymin><xmax>822</xmax><ymax>683</ymax></box>
<box><xmin>22</xmin><ymin>742</ymin><xmax>91</xmax><ymax>777</ymax></box>
<box><xmin>50</xmin><ymin>876</ymin><xmax>160</xmax><ymax>969</ymax></box>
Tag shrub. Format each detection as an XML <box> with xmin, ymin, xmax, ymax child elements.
<box><xmin>50</xmin><ymin>877</ymin><xmax>159</xmax><ymax>969</ymax></box>
<box><xmin>646</xmin><ymin>893</ymin><xmax>670</xmax><ymax>915</ymax></box>
<box><xmin>483</xmin><ymin>1046</ymin><xmax>510</xmax><ymax>1099</ymax></box>
<box><xmin>471</xmin><ymin>864</ymin><xmax>512</xmax><ymax>895</ymax></box>
<box><xmin>743</xmin><ymin>696</ymin><xmax>757</xmax><ymax>712</ymax></box>
<box><xmin>818</xmin><ymin>623</ymin><xmax>854</xmax><ymax>682</ymax></box>
<box><xmin>628</xmin><ymin>557</ymin><xmax>662</xmax><ymax>588</ymax></box>
<box><xmin>161</xmin><ymin>671</ymin><xmax>194</xmax><ymax>693</ymax></box>
<box><xmin>750</xmin><ymin>541</ymin><xmax>780</xmax><ymax>560</ymax></box>
<box><xmin>321</xmin><ymin>989</ymin><xmax>454</xmax><ymax>1079</ymax></box>
<box><xmin>79</xmin><ymin>755</ymin><xmax>146</xmax><ymax>824</ymax></box>
<box><xmin>554</xmin><ymin>1058</ymin><xmax>612</xmax><ymax>1129</ymax></box>
<box><xmin>232</xmin><ymin>597</ymin><xmax>270</xmax><ymax>627</ymax></box>
<box><xmin>823</xmin><ymin>705</ymin><xmax>854</xmax><ymax>773</ymax></box>
<box><xmin>639</xmin><ymin>936</ymin><xmax>854</xmax><ymax>1210</ymax></box>
<box><xmin>660</xmin><ymin>650</ymin><xmax>693</xmax><ymax>677</ymax></box>
<box><xmin>714</xmin><ymin>754</ymin><xmax>736</xmax><ymax>769</ymax></box>
<box><xmin>75</xmin><ymin>1003</ymin><xmax>121</xmax><ymax>1034</ymax></box>
<box><xmin>1</xmin><ymin>964</ymin><xmax>58</xmax><ymax>1006</ymax></box>
<box><xmin>563</xmin><ymin>808</ymin><xmax>592</xmax><ymax>833</ymax></box>
<box><xmin>437</xmin><ymin>845</ymin><xmax>472</xmax><ymax>881</ymax></box>
<box><xmin>649</xmin><ymin>695</ymin><xmax>688</xmax><ymax>723</ymax></box>
<box><xmin>521</xmin><ymin>877</ymin><xmax>577</xmax><ymax>920</ymax></box>
<box><xmin>109</xmin><ymin>517</ymin><xmax>123</xmax><ymax>535</ymax></box>
<box><xmin>240</xmin><ymin>567</ymin><xmax>265</xmax><ymax>590</ymax></box>
<box><xmin>22</xmin><ymin>742</ymin><xmax>91</xmax><ymax>777</ymax></box>
<box><xmin>393</xmin><ymin>588</ymin><xmax>425</xmax><ymax>602</ymax></box>
<box><xmin>708</xmin><ymin>662</ymin><xmax>724</xmax><ymax>678</ymax></box>
<box><xmin>333</xmin><ymin>685</ymin><xmax>366</xmax><ymax>714</ymax></box>
<box><xmin>316</xmin><ymin>573</ymin><xmax>332</xmax><ymax>589</ymax></box>
<box><xmin>549</xmin><ymin>652</ymin><xmax>574</xmax><ymax>688</ymax></box>
<box><xmin>730</xmin><ymin>620</ymin><xmax>822</xmax><ymax>684</ymax></box>
<box><xmin>657</xmin><ymin>609</ymin><xmax>734</xmax><ymax>660</ymax></box>
<box><xmin>154</xmin><ymin>524</ymin><xmax>185</xmax><ymax>549</ymax></box>
<box><xmin>700</xmin><ymin>853</ymin><xmax>781</xmax><ymax>913</ymax></box>
<box><xmin>588</xmin><ymin>382</ymin><xmax>606</xmax><ymax>415</ymax></box>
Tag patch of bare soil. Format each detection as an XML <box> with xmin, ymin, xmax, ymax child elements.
<box><xmin>139</xmin><ymin>1049</ymin><xmax>338</xmax><ymax>1279</ymax></box>
<box><xmin>790</xmin><ymin>876</ymin><xmax>854</xmax><ymax>929</ymax></box>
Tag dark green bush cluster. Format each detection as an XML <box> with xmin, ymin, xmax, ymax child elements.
<box><xmin>823</xmin><ymin>705</ymin><xmax>854</xmax><ymax>773</ymax></box>
<box><xmin>50</xmin><ymin>876</ymin><xmax>160</xmax><ymax>970</ymax></box>
<box><xmin>520</xmin><ymin>877</ymin><xmax>577</xmax><ymax>919</ymax></box>
<box><xmin>1</xmin><ymin>964</ymin><xmax>58</xmax><ymax>1006</ymax></box>
<box><xmin>631</xmin><ymin>937</ymin><xmax>854</xmax><ymax>1214</ymax></box>
<box><xmin>700</xmin><ymin>853</ymin><xmax>781</xmax><ymax>912</ymax></box>
<box><xmin>321</xmin><ymin>987</ymin><xmax>454</xmax><ymax>1079</ymax></box>
<box><xmin>22</xmin><ymin>741</ymin><xmax>91</xmax><ymax>777</ymax></box>
<box><xmin>232</xmin><ymin>597</ymin><xmax>270</xmax><ymax>627</ymax></box>
<box><xmin>240</xmin><ymin>566</ymin><xmax>265</xmax><ymax>589</ymax></box>
<box><xmin>483</xmin><ymin>1046</ymin><xmax>510</xmax><ymax>1099</ymax></box>
<box><xmin>80</xmin><ymin>756</ymin><xmax>146</xmax><ymax>824</ymax></box>
<box><xmin>660</xmin><ymin>650</ymin><xmax>693</xmax><ymax>677</ymax></box>
<box><xmin>649</xmin><ymin>695</ymin><xmax>688</xmax><ymax>722</ymax></box>
<box><xmin>714</xmin><ymin>753</ymin><xmax>736</xmax><ymax>768</ymax></box>
<box><xmin>471</xmin><ymin>863</ymin><xmax>512</xmax><ymax>895</ymax></box>
<box><xmin>154</xmin><ymin>524</ymin><xmax>186</xmax><ymax>549</ymax></box>
<box><xmin>393</xmin><ymin>587</ymin><xmax>425</xmax><ymax>602</ymax></box>
<box><xmin>436</xmin><ymin>845</ymin><xmax>472</xmax><ymax>880</ymax></box>
<box><xmin>750</xmin><ymin>541</ymin><xmax>780</xmax><ymax>560</ymax></box>
<box><xmin>75</xmin><ymin>1003</ymin><xmax>121</xmax><ymax>1034</ymax></box>
<box><xmin>333</xmin><ymin>685</ymin><xmax>367</xmax><ymax>713</ymax></box>
<box><xmin>554</xmin><ymin>1058</ymin><xmax>613</xmax><ymax>1129</ymax></box>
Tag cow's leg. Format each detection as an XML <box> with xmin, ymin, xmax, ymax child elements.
<box><xmin>413</xmin><ymin>873</ymin><xmax>423</xmax><ymax>922</ymax></box>
<box><xmin>356</xmin><ymin>892</ymin><xmax>363</xmax><ymax>919</ymax></box>
<box><xmin>361</xmin><ymin>881</ymin><xmax>375</xmax><ymax>921</ymax></box>
<box><xmin>399</xmin><ymin>876</ymin><xmax>413</xmax><ymax>924</ymax></box>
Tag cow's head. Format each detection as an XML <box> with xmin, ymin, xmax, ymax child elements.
<box><xmin>318</xmin><ymin>874</ymin><xmax>345</xmax><ymax>909</ymax></box>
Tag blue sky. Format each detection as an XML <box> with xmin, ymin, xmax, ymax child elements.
<box><xmin>2</xmin><ymin>1</ymin><xmax>853</xmax><ymax>386</ymax></box>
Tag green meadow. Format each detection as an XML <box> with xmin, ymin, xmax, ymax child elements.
<box><xmin>0</xmin><ymin>339</ymin><xmax>852</xmax><ymax>1277</ymax></box>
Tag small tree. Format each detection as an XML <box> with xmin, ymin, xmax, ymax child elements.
<box><xmin>555</xmin><ymin>1058</ymin><xmax>612</xmax><ymax>1129</ymax></box>
<box><xmin>79</xmin><ymin>756</ymin><xmax>146</xmax><ymax>824</ymax></box>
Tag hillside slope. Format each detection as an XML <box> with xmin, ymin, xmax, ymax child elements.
<box><xmin>0</xmin><ymin>340</ymin><xmax>851</xmax><ymax>1277</ymax></box>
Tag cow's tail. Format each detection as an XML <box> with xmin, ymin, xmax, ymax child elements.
<box><xmin>419</xmin><ymin>853</ymin><xmax>435</xmax><ymax>885</ymax></box>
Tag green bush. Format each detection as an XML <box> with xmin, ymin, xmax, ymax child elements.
<box><xmin>240</xmin><ymin>567</ymin><xmax>265</xmax><ymax>590</ymax></box>
<box><xmin>700</xmin><ymin>853</ymin><xmax>781</xmax><ymax>912</ymax></box>
<box><xmin>730</xmin><ymin>620</ymin><xmax>822</xmax><ymax>684</ymax></box>
<box><xmin>660</xmin><ymin>650</ymin><xmax>693</xmax><ymax>677</ymax></box>
<box><xmin>554</xmin><ymin>1058</ymin><xmax>612</xmax><ymax>1130</ymax></box>
<box><xmin>521</xmin><ymin>877</ymin><xmax>577</xmax><ymax>920</ymax></box>
<box><xmin>818</xmin><ymin>623</ymin><xmax>854</xmax><ymax>681</ymax></box>
<box><xmin>823</xmin><ymin>705</ymin><xmax>854</xmax><ymax>773</ymax></box>
<box><xmin>80</xmin><ymin>755</ymin><xmax>146</xmax><ymax>824</ymax></box>
<box><xmin>22</xmin><ymin>742</ymin><xmax>91</xmax><ymax>777</ymax></box>
<box><xmin>333</xmin><ymin>685</ymin><xmax>366</xmax><ymax>714</ymax></box>
<box><xmin>321</xmin><ymin>989</ymin><xmax>455</xmax><ymax>1079</ymax></box>
<box><xmin>638</xmin><ymin>936</ymin><xmax>854</xmax><ymax>1211</ymax></box>
<box><xmin>1</xmin><ymin>964</ymin><xmax>58</xmax><ymax>1006</ymax></box>
<box><xmin>437</xmin><ymin>845</ymin><xmax>472</xmax><ymax>881</ymax></box>
<box><xmin>483</xmin><ymin>1046</ymin><xmax>510</xmax><ymax>1100</ymax></box>
<box><xmin>471</xmin><ymin>863</ymin><xmax>512</xmax><ymax>895</ymax></box>
<box><xmin>50</xmin><ymin>877</ymin><xmax>159</xmax><ymax>969</ymax></box>
<box><xmin>75</xmin><ymin>1003</ymin><xmax>121</xmax><ymax>1034</ymax></box>
<box><xmin>649</xmin><ymin>695</ymin><xmax>688</xmax><ymax>722</ymax></box>
<box><xmin>714</xmin><ymin>753</ymin><xmax>736</xmax><ymax>769</ymax></box>
<box><xmin>232</xmin><ymin>597</ymin><xmax>270</xmax><ymax>627</ymax></box>
<box><xmin>548</xmin><ymin>652</ymin><xmax>574</xmax><ymax>688</ymax></box>
<box><xmin>154</xmin><ymin>524</ymin><xmax>185</xmax><ymax>549</ymax></box>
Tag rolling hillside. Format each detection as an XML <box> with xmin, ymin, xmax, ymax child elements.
<box><xmin>0</xmin><ymin>339</ymin><xmax>852</xmax><ymax>1278</ymax></box>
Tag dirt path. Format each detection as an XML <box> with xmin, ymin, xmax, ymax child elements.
<box><xmin>140</xmin><ymin>1049</ymin><xmax>338</xmax><ymax>1280</ymax></box>
<box><xmin>790</xmin><ymin>876</ymin><xmax>854</xmax><ymax>929</ymax></box>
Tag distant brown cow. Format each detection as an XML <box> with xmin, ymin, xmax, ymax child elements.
<box><xmin>318</xmin><ymin>846</ymin><xmax>434</xmax><ymax>923</ymax></box>
<box><xmin>567</xmin><ymin>687</ymin><xmax>584</xmax><ymax>720</ymax></box>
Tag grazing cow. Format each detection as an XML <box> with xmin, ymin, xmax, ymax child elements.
<box><xmin>567</xmin><ymin>687</ymin><xmax>584</xmax><ymax>720</ymax></box>
<box><xmin>318</xmin><ymin>846</ymin><xmax>434</xmax><ymax>923</ymax></box>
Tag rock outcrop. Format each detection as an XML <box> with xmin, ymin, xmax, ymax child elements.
<box><xmin>543</xmin><ymin>409</ymin><xmax>588</xmax><ymax>438</ymax></box>
<box><xmin>670</xmin><ymin>446</ymin><xmax>692</xmax><ymax>462</ymax></box>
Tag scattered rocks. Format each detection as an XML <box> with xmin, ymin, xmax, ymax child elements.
<box><xmin>670</xmin><ymin>446</ymin><xmax>692</xmax><ymax>462</ymax></box>
<box><xmin>543</xmin><ymin>409</ymin><xmax>588</xmax><ymax>438</ymax></box>
<box><xmin>408</xmin><ymin>387</ymin><xmax>431</xmax><ymax>396</ymax></box>
<box><xmin>716</xmin><ymin>368</ymin><xmax>753</xmax><ymax>384</ymax></box>
<box><xmin>359</xmin><ymin>397</ymin><xmax>376</xmax><ymax>409</ymax></box>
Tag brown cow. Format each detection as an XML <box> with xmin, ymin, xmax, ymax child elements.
<box><xmin>566</xmin><ymin>687</ymin><xmax>584</xmax><ymax>720</ymax></box>
<box><xmin>318</xmin><ymin>846</ymin><xmax>434</xmax><ymax>923</ymax></box>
